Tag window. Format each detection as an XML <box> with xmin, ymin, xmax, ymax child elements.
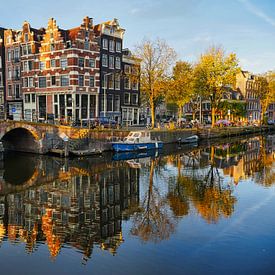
<box><xmin>50</xmin><ymin>59</ymin><xmax>56</xmax><ymax>68</ymax></box>
<box><xmin>8</xmin><ymin>85</ymin><xmax>12</xmax><ymax>96</ymax></box>
<box><xmin>25</xmin><ymin>94</ymin><xmax>30</xmax><ymax>103</ymax></box>
<box><xmin>114</xmin><ymin>95</ymin><xmax>120</xmax><ymax>111</ymax></box>
<box><xmin>132</xmin><ymin>80</ymin><xmax>138</xmax><ymax>90</ymax></box>
<box><xmin>29</xmin><ymin>77</ymin><xmax>34</xmax><ymax>87</ymax></box>
<box><xmin>102</xmin><ymin>54</ymin><xmax>108</xmax><ymax>67</ymax></box>
<box><xmin>90</xmin><ymin>76</ymin><xmax>95</xmax><ymax>87</ymax></box>
<box><xmin>103</xmin><ymin>38</ymin><xmax>108</xmax><ymax>50</ymax></box>
<box><xmin>124</xmin><ymin>93</ymin><xmax>130</xmax><ymax>104</ymax></box>
<box><xmin>115</xmin><ymin>57</ymin><xmax>120</xmax><ymax>69</ymax></box>
<box><xmin>78</xmin><ymin>57</ymin><xmax>84</xmax><ymax>68</ymax></box>
<box><xmin>132</xmin><ymin>94</ymin><xmax>138</xmax><ymax>105</ymax></box>
<box><xmin>15</xmin><ymin>84</ymin><xmax>20</xmax><ymax>98</ymax></box>
<box><xmin>39</xmin><ymin>77</ymin><xmax>47</xmax><ymax>88</ymax></box>
<box><xmin>61</xmin><ymin>75</ymin><xmax>69</xmax><ymax>86</ymax></box>
<box><xmin>32</xmin><ymin>94</ymin><xmax>36</xmax><ymax>102</ymax></box>
<box><xmin>50</xmin><ymin>43</ymin><xmax>55</xmax><ymax>51</ymax></box>
<box><xmin>8</xmin><ymin>68</ymin><xmax>12</xmax><ymax>80</ymax></box>
<box><xmin>124</xmin><ymin>77</ymin><xmax>130</xmax><ymax>89</ymax></box>
<box><xmin>89</xmin><ymin>58</ymin><xmax>95</xmax><ymax>68</ymax></box>
<box><xmin>24</xmin><ymin>33</ymin><xmax>29</xmax><ymax>42</ymax></box>
<box><xmin>116</xmin><ymin>41</ymin><xmax>121</xmax><ymax>52</ymax></box>
<box><xmin>14</xmin><ymin>48</ymin><xmax>20</xmax><ymax>61</ymax></box>
<box><xmin>107</xmin><ymin>94</ymin><xmax>113</xmax><ymax>112</ymax></box>
<box><xmin>24</xmin><ymin>78</ymin><xmax>28</xmax><ymax>88</ymax></box>
<box><xmin>108</xmin><ymin>74</ymin><xmax>114</xmax><ymax>89</ymax></box>
<box><xmin>115</xmin><ymin>74</ymin><xmax>120</xmax><ymax>90</ymax></box>
<box><xmin>79</xmin><ymin>75</ymin><xmax>84</xmax><ymax>86</ymax></box>
<box><xmin>109</xmin><ymin>40</ymin><xmax>115</xmax><ymax>52</ymax></box>
<box><xmin>40</xmin><ymin>61</ymin><xmax>45</xmax><ymax>70</ymax></box>
<box><xmin>124</xmin><ymin>64</ymin><xmax>131</xmax><ymax>74</ymax></box>
<box><xmin>60</xmin><ymin>58</ymin><xmax>67</xmax><ymax>69</ymax></box>
<box><xmin>28</xmin><ymin>61</ymin><xmax>33</xmax><ymax>71</ymax></box>
<box><xmin>109</xmin><ymin>56</ymin><xmax>114</xmax><ymax>69</ymax></box>
<box><xmin>0</xmin><ymin>73</ymin><xmax>2</xmax><ymax>86</ymax></box>
<box><xmin>7</xmin><ymin>50</ymin><xmax>11</xmax><ymax>61</ymax></box>
<box><xmin>84</xmin><ymin>41</ymin><xmax>89</xmax><ymax>50</ymax></box>
<box><xmin>51</xmin><ymin>76</ymin><xmax>56</xmax><ymax>86</ymax></box>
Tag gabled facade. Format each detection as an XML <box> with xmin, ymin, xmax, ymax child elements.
<box><xmin>22</xmin><ymin>17</ymin><xmax>100</xmax><ymax>123</ymax></box>
<box><xmin>0</xmin><ymin>27</ymin><xmax>5</xmax><ymax>119</ymax></box>
<box><xmin>236</xmin><ymin>71</ymin><xmax>261</xmax><ymax>122</ymax></box>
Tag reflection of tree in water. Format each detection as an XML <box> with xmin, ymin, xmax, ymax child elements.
<box><xmin>167</xmin><ymin>146</ymin><xmax>237</xmax><ymax>224</ymax></box>
<box><xmin>167</xmin><ymin>156</ymin><xmax>189</xmax><ymax>217</ymax></box>
<box><xmin>185</xmin><ymin>146</ymin><xmax>236</xmax><ymax>223</ymax></box>
<box><xmin>131</xmin><ymin>159</ymin><xmax>176</xmax><ymax>243</ymax></box>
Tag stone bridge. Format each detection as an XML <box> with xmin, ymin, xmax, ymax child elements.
<box><xmin>0</xmin><ymin>120</ymin><xmax>196</xmax><ymax>154</ymax></box>
<box><xmin>0</xmin><ymin>120</ymin><xmax>129</xmax><ymax>154</ymax></box>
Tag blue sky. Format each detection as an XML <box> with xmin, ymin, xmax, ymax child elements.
<box><xmin>0</xmin><ymin>0</ymin><xmax>274</xmax><ymax>73</ymax></box>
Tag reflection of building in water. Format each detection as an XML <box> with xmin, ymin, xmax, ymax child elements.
<box><xmin>0</xmin><ymin>164</ymin><xmax>139</xmax><ymax>260</ymax></box>
<box><xmin>243</xmin><ymin>138</ymin><xmax>260</xmax><ymax>176</ymax></box>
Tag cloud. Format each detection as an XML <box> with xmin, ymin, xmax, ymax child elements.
<box><xmin>239</xmin><ymin>0</ymin><xmax>275</xmax><ymax>27</ymax></box>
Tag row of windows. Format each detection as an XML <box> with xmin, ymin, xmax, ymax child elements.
<box><xmin>103</xmin><ymin>75</ymin><xmax>138</xmax><ymax>90</ymax></box>
<box><xmin>102</xmin><ymin>54</ymin><xmax>121</xmax><ymax>69</ymax></box>
<box><xmin>37</xmin><ymin>75</ymin><xmax>95</xmax><ymax>88</ymax></box>
<box><xmin>102</xmin><ymin>39</ymin><xmax>121</xmax><ymax>53</ymax></box>
<box><xmin>39</xmin><ymin>57</ymin><xmax>96</xmax><ymax>71</ymax></box>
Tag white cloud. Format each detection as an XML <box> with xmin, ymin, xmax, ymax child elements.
<box><xmin>239</xmin><ymin>0</ymin><xmax>275</xmax><ymax>27</ymax></box>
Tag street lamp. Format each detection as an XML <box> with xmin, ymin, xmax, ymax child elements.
<box><xmin>103</xmin><ymin>73</ymin><xmax>113</xmax><ymax>117</ymax></box>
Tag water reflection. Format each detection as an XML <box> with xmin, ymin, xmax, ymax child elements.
<box><xmin>0</xmin><ymin>134</ymin><xmax>273</xmax><ymax>263</ymax></box>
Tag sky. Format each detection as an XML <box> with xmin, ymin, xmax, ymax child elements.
<box><xmin>0</xmin><ymin>0</ymin><xmax>274</xmax><ymax>73</ymax></box>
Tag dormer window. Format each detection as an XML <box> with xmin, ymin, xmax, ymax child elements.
<box><xmin>24</xmin><ymin>33</ymin><xmax>29</xmax><ymax>42</ymax></box>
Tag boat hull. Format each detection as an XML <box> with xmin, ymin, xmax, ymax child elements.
<box><xmin>112</xmin><ymin>142</ymin><xmax>163</xmax><ymax>152</ymax></box>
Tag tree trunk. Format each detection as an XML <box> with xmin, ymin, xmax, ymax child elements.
<box><xmin>192</xmin><ymin>112</ymin><xmax>195</xmax><ymax>121</ymax></box>
<box><xmin>211</xmin><ymin>107</ymin><xmax>216</xmax><ymax>127</ymax></box>
<box><xmin>178</xmin><ymin>105</ymin><xmax>183</xmax><ymax>120</ymax></box>
<box><xmin>150</xmin><ymin>97</ymin><xmax>155</xmax><ymax>128</ymax></box>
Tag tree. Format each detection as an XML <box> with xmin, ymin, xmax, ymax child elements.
<box><xmin>166</xmin><ymin>61</ymin><xmax>194</xmax><ymax>119</ymax></box>
<box><xmin>194</xmin><ymin>46</ymin><xmax>240</xmax><ymax>127</ymax></box>
<box><xmin>135</xmin><ymin>38</ymin><xmax>177</xmax><ymax>128</ymax></box>
<box><xmin>256</xmin><ymin>72</ymin><xmax>275</xmax><ymax>123</ymax></box>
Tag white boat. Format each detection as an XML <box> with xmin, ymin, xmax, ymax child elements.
<box><xmin>112</xmin><ymin>131</ymin><xmax>163</xmax><ymax>152</ymax></box>
<box><xmin>180</xmin><ymin>135</ymin><xmax>199</xmax><ymax>144</ymax></box>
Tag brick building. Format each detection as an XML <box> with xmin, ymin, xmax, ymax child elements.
<box><xmin>0</xmin><ymin>28</ymin><xmax>5</xmax><ymax>119</ymax></box>
<box><xmin>2</xmin><ymin>17</ymin><xmax>140</xmax><ymax>124</ymax></box>
<box><xmin>4</xmin><ymin>17</ymin><xmax>100</xmax><ymax>123</ymax></box>
<box><xmin>4</xmin><ymin>28</ymin><xmax>23</xmax><ymax>120</ymax></box>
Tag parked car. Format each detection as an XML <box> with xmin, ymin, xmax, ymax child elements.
<box><xmin>98</xmin><ymin>117</ymin><xmax>120</xmax><ymax>129</ymax></box>
<box><xmin>267</xmin><ymin>119</ymin><xmax>275</xmax><ymax>125</ymax></box>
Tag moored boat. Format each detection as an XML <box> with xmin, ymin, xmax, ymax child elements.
<box><xmin>180</xmin><ymin>135</ymin><xmax>199</xmax><ymax>144</ymax></box>
<box><xmin>112</xmin><ymin>131</ymin><xmax>163</xmax><ymax>152</ymax></box>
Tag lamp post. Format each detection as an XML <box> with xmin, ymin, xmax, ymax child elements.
<box><xmin>103</xmin><ymin>73</ymin><xmax>113</xmax><ymax>117</ymax></box>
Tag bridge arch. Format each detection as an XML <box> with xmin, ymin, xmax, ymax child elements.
<box><xmin>0</xmin><ymin>125</ymin><xmax>42</xmax><ymax>153</ymax></box>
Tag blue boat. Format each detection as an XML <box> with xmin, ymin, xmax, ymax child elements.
<box><xmin>112</xmin><ymin>131</ymin><xmax>163</xmax><ymax>152</ymax></box>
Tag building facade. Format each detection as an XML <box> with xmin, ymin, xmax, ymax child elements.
<box><xmin>236</xmin><ymin>71</ymin><xmax>261</xmax><ymax>123</ymax></box>
<box><xmin>121</xmin><ymin>48</ymin><xmax>140</xmax><ymax>125</ymax></box>
<box><xmin>4</xmin><ymin>17</ymin><xmax>100</xmax><ymax>123</ymax></box>
<box><xmin>0</xmin><ymin>28</ymin><xmax>5</xmax><ymax>119</ymax></box>
<box><xmin>94</xmin><ymin>19</ymin><xmax>140</xmax><ymax>125</ymax></box>
<box><xmin>2</xmin><ymin>17</ymin><xmax>140</xmax><ymax>124</ymax></box>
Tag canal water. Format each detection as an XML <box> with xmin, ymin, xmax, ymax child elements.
<box><xmin>0</xmin><ymin>134</ymin><xmax>274</xmax><ymax>275</ymax></box>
